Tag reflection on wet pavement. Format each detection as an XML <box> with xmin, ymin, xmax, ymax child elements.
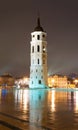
<box><xmin>0</xmin><ymin>88</ymin><xmax>78</xmax><ymax>130</ymax></box>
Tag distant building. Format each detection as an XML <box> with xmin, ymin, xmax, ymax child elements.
<box><xmin>0</xmin><ymin>73</ymin><xmax>15</xmax><ymax>86</ymax></box>
<box><xmin>15</xmin><ymin>76</ymin><xmax>29</xmax><ymax>87</ymax></box>
<box><xmin>48</xmin><ymin>75</ymin><xmax>68</xmax><ymax>88</ymax></box>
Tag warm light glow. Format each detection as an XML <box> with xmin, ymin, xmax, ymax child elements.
<box><xmin>22</xmin><ymin>90</ymin><xmax>29</xmax><ymax>111</ymax></box>
<box><xmin>75</xmin><ymin>91</ymin><xmax>78</xmax><ymax>112</ymax></box>
<box><xmin>0</xmin><ymin>89</ymin><xmax>1</xmax><ymax>103</ymax></box>
<box><xmin>51</xmin><ymin>90</ymin><xmax>55</xmax><ymax>112</ymax></box>
<box><xmin>22</xmin><ymin>77</ymin><xmax>29</xmax><ymax>84</ymax></box>
<box><xmin>48</xmin><ymin>75</ymin><xmax>68</xmax><ymax>88</ymax></box>
<box><xmin>52</xmin><ymin>79</ymin><xmax>55</xmax><ymax>83</ymax></box>
<box><xmin>74</xmin><ymin>79</ymin><xmax>78</xmax><ymax>84</ymax></box>
<box><xmin>15</xmin><ymin>76</ymin><xmax>29</xmax><ymax>87</ymax></box>
<box><xmin>67</xmin><ymin>84</ymin><xmax>75</xmax><ymax>88</ymax></box>
<box><xmin>14</xmin><ymin>89</ymin><xmax>29</xmax><ymax>112</ymax></box>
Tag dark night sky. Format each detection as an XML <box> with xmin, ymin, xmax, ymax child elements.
<box><xmin>0</xmin><ymin>0</ymin><xmax>78</xmax><ymax>77</ymax></box>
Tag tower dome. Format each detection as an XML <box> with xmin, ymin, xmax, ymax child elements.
<box><xmin>34</xmin><ymin>17</ymin><xmax>44</xmax><ymax>32</ymax></box>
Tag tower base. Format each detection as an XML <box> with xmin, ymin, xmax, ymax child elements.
<box><xmin>29</xmin><ymin>84</ymin><xmax>48</xmax><ymax>89</ymax></box>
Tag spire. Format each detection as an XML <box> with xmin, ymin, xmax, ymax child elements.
<box><xmin>34</xmin><ymin>16</ymin><xmax>44</xmax><ymax>32</ymax></box>
<box><xmin>37</xmin><ymin>17</ymin><xmax>40</xmax><ymax>27</ymax></box>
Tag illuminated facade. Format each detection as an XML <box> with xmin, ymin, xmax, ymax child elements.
<box><xmin>48</xmin><ymin>75</ymin><xmax>68</xmax><ymax>88</ymax></box>
<box><xmin>15</xmin><ymin>76</ymin><xmax>29</xmax><ymax>87</ymax></box>
<box><xmin>29</xmin><ymin>17</ymin><xmax>48</xmax><ymax>88</ymax></box>
<box><xmin>73</xmin><ymin>79</ymin><xmax>78</xmax><ymax>87</ymax></box>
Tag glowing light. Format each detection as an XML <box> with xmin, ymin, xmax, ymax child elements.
<box><xmin>52</xmin><ymin>79</ymin><xmax>55</xmax><ymax>83</ymax></box>
<box><xmin>51</xmin><ymin>90</ymin><xmax>55</xmax><ymax>112</ymax></box>
<box><xmin>22</xmin><ymin>90</ymin><xmax>29</xmax><ymax>111</ymax></box>
<box><xmin>75</xmin><ymin>91</ymin><xmax>78</xmax><ymax>112</ymax></box>
<box><xmin>0</xmin><ymin>89</ymin><xmax>1</xmax><ymax>103</ymax></box>
<box><xmin>48</xmin><ymin>75</ymin><xmax>68</xmax><ymax>88</ymax></box>
<box><xmin>43</xmin><ymin>48</ymin><xmax>46</xmax><ymax>51</ymax></box>
<box><xmin>14</xmin><ymin>89</ymin><xmax>29</xmax><ymax>112</ymax></box>
<box><xmin>74</xmin><ymin>79</ymin><xmax>78</xmax><ymax>84</ymax></box>
<box><xmin>15</xmin><ymin>76</ymin><xmax>29</xmax><ymax>87</ymax></box>
<box><xmin>22</xmin><ymin>77</ymin><xmax>29</xmax><ymax>84</ymax></box>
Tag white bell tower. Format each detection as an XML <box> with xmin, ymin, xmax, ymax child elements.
<box><xmin>29</xmin><ymin>17</ymin><xmax>48</xmax><ymax>88</ymax></box>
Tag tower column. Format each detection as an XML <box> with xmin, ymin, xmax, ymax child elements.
<box><xmin>29</xmin><ymin>17</ymin><xmax>48</xmax><ymax>88</ymax></box>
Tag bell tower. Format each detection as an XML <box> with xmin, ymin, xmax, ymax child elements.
<box><xmin>29</xmin><ymin>17</ymin><xmax>48</xmax><ymax>88</ymax></box>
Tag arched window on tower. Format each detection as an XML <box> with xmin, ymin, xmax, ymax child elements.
<box><xmin>32</xmin><ymin>46</ymin><xmax>34</xmax><ymax>53</ymax></box>
<box><xmin>37</xmin><ymin>45</ymin><xmax>40</xmax><ymax>52</ymax></box>
<box><xmin>37</xmin><ymin>35</ymin><xmax>40</xmax><ymax>40</ymax></box>
<box><xmin>38</xmin><ymin>59</ymin><xmax>39</xmax><ymax>64</ymax></box>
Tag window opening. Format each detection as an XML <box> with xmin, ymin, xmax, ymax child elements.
<box><xmin>37</xmin><ymin>35</ymin><xmax>40</xmax><ymax>40</ymax></box>
<box><xmin>38</xmin><ymin>59</ymin><xmax>39</xmax><ymax>64</ymax></box>
<box><xmin>32</xmin><ymin>46</ymin><xmax>34</xmax><ymax>53</ymax></box>
<box><xmin>39</xmin><ymin>80</ymin><xmax>41</xmax><ymax>84</ymax></box>
<box><xmin>37</xmin><ymin>45</ymin><xmax>40</xmax><ymax>52</ymax></box>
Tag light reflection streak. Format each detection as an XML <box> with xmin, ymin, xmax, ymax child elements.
<box><xmin>0</xmin><ymin>89</ymin><xmax>1</xmax><ymax>103</ymax></box>
<box><xmin>22</xmin><ymin>89</ymin><xmax>29</xmax><ymax>111</ymax></box>
<box><xmin>75</xmin><ymin>91</ymin><xmax>78</xmax><ymax>112</ymax></box>
<box><xmin>14</xmin><ymin>89</ymin><xmax>29</xmax><ymax>111</ymax></box>
<box><xmin>15</xmin><ymin>89</ymin><xmax>20</xmax><ymax>103</ymax></box>
<box><xmin>51</xmin><ymin>90</ymin><xmax>55</xmax><ymax>112</ymax></box>
<box><xmin>29</xmin><ymin>90</ymin><xmax>47</xmax><ymax>124</ymax></box>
